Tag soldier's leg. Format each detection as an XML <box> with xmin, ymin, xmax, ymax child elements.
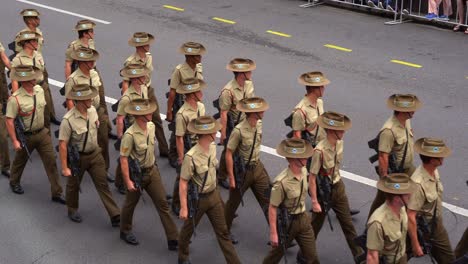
<box><xmin>218</xmin><ymin>148</ymin><xmax>228</xmax><ymax>181</ymax></box>
<box><xmin>311</xmin><ymin>209</ymin><xmax>326</xmax><ymax>238</ymax></box>
<box><xmin>9</xmin><ymin>136</ymin><xmax>34</xmax><ymax>187</ymax></box>
<box><xmin>114</xmin><ymin>162</ymin><xmax>125</xmax><ymax>190</ymax></box>
<box><xmin>430</xmin><ymin>218</ymin><xmax>455</xmax><ymax>263</ymax></box>
<box><xmin>35</xmin><ymin>129</ymin><xmax>63</xmax><ymax>197</ymax></box>
<box><xmin>397</xmin><ymin>254</ymin><xmax>408</xmax><ymax>264</ymax></box>
<box><xmin>97</xmin><ymin>108</ymin><xmax>110</xmax><ymax>170</ymax></box>
<box><xmin>295</xmin><ymin>214</ymin><xmax>320</xmax><ymax>264</ymax></box>
<box><xmin>0</xmin><ymin>109</ymin><xmax>10</xmax><ymax>174</ymax></box>
<box><xmin>251</xmin><ymin>162</ymin><xmax>272</xmax><ymax>221</ymax></box>
<box><xmin>66</xmin><ymin>166</ymin><xmax>85</xmax><ymax>213</ymax></box>
<box><xmin>0</xmin><ymin>60</ymin><xmax>8</xmax><ymax>105</ymax></box>
<box><xmin>224</xmin><ymin>165</ymin><xmax>255</xmax><ymax>230</ymax></box>
<box><xmin>167</xmin><ymin>131</ymin><xmax>178</xmax><ymax>165</ymax></box>
<box><xmin>150</xmin><ymin>94</ymin><xmax>169</xmax><ymax>156</ymax></box>
<box><xmin>263</xmin><ymin>213</ymin><xmax>300</xmax><ymax>264</ymax></box>
<box><xmin>144</xmin><ymin>167</ymin><xmax>178</xmax><ymax>241</ymax></box>
<box><xmin>331</xmin><ymin>180</ymin><xmax>362</xmax><ymax>257</ymax></box>
<box><xmin>171</xmin><ymin>175</ymin><xmax>180</xmax><ymax>211</ymax></box>
<box><xmin>120</xmin><ymin>187</ymin><xmax>141</xmax><ymax>234</ymax></box>
<box><xmin>367</xmin><ymin>189</ymin><xmax>386</xmax><ymax>221</ymax></box>
<box><xmin>455</xmin><ymin>228</ymin><xmax>468</xmax><ymax>258</ymax></box>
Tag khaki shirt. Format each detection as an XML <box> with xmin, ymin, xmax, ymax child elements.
<box><xmin>117</xmin><ymin>84</ymin><xmax>149</xmax><ymax>125</ymax></box>
<box><xmin>59</xmin><ymin>106</ymin><xmax>99</xmax><ymax>153</ymax></box>
<box><xmin>219</xmin><ymin>79</ymin><xmax>255</xmax><ymax>122</ymax></box>
<box><xmin>378</xmin><ymin>116</ymin><xmax>414</xmax><ymax>170</ymax></box>
<box><xmin>65</xmin><ymin>38</ymin><xmax>96</xmax><ymax>62</ymax></box>
<box><xmin>120</xmin><ymin>122</ymin><xmax>156</xmax><ymax>169</ymax></box>
<box><xmin>15</xmin><ymin>27</ymin><xmax>44</xmax><ymax>53</ymax></box>
<box><xmin>270</xmin><ymin>167</ymin><xmax>308</xmax><ymax>215</ymax></box>
<box><xmin>65</xmin><ymin>68</ymin><xmax>101</xmax><ymax>109</ymax></box>
<box><xmin>123</xmin><ymin>52</ymin><xmax>153</xmax><ymax>87</ymax></box>
<box><xmin>291</xmin><ymin>97</ymin><xmax>325</xmax><ymax>142</ymax></box>
<box><xmin>408</xmin><ymin>165</ymin><xmax>444</xmax><ymax>221</ymax></box>
<box><xmin>180</xmin><ymin>143</ymin><xmax>218</xmax><ymax>194</ymax></box>
<box><xmin>227</xmin><ymin>119</ymin><xmax>263</xmax><ymax>163</ymax></box>
<box><xmin>11</xmin><ymin>50</ymin><xmax>45</xmax><ymax>83</ymax></box>
<box><xmin>367</xmin><ymin>203</ymin><xmax>408</xmax><ymax>263</ymax></box>
<box><xmin>6</xmin><ymin>85</ymin><xmax>46</xmax><ymax>131</ymax></box>
<box><xmin>309</xmin><ymin>138</ymin><xmax>344</xmax><ymax>184</ymax></box>
<box><xmin>0</xmin><ymin>41</ymin><xmax>4</xmax><ymax>53</ymax></box>
<box><xmin>175</xmin><ymin>101</ymin><xmax>205</xmax><ymax>143</ymax></box>
<box><xmin>169</xmin><ymin>62</ymin><xmax>203</xmax><ymax>90</ymax></box>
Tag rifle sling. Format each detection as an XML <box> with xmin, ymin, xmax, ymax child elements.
<box><xmin>398</xmin><ymin>128</ymin><xmax>409</xmax><ymax>172</ymax></box>
<box><xmin>245</xmin><ymin>129</ymin><xmax>258</xmax><ymax>167</ymax></box>
<box><xmin>81</xmin><ymin>119</ymin><xmax>90</xmax><ymax>152</ymax></box>
<box><xmin>192</xmin><ymin>156</ymin><xmax>211</xmax><ymax>194</ymax></box>
<box><xmin>29</xmin><ymin>95</ymin><xmax>36</xmax><ymax>130</ymax></box>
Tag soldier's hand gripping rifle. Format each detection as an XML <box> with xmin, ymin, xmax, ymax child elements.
<box><xmin>316</xmin><ymin>172</ymin><xmax>334</xmax><ymax>231</ymax></box>
<box><xmin>276</xmin><ymin>205</ymin><xmax>291</xmax><ymax>264</ymax></box>
<box><xmin>233</xmin><ymin>151</ymin><xmax>246</xmax><ymax>206</ymax></box>
<box><xmin>113</xmin><ymin>116</ymin><xmax>131</xmax><ymax>151</ymax></box>
<box><xmin>188</xmin><ymin>157</ymin><xmax>210</xmax><ymax>237</ymax></box>
<box><xmin>411</xmin><ymin>215</ymin><xmax>436</xmax><ymax>264</ymax></box>
<box><xmin>14</xmin><ymin>117</ymin><xmax>32</xmax><ymax>162</ymax></box>
<box><xmin>175</xmin><ymin>134</ymin><xmax>193</xmax><ymax>175</ymax></box>
<box><xmin>68</xmin><ymin>144</ymin><xmax>82</xmax><ymax>192</ymax></box>
<box><xmin>128</xmin><ymin>156</ymin><xmax>145</xmax><ymax>203</ymax></box>
<box><xmin>166</xmin><ymin>89</ymin><xmax>184</xmax><ymax>131</ymax></box>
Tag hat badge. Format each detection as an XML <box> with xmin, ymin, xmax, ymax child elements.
<box><xmin>187</xmin><ymin>47</ymin><xmax>193</xmax><ymax>52</ymax></box>
<box><xmin>313</xmin><ymin>77</ymin><xmax>321</xmax><ymax>82</ymax></box>
<box><xmin>20</xmin><ymin>72</ymin><xmax>27</xmax><ymax>76</ymax></box>
<box><xmin>291</xmin><ymin>148</ymin><xmax>297</xmax><ymax>153</ymax></box>
<box><xmin>26</xmin><ymin>11</ymin><xmax>33</xmax><ymax>15</ymax></box>
<box><xmin>79</xmin><ymin>52</ymin><xmax>85</xmax><ymax>57</ymax></box>
<box><xmin>394</xmin><ymin>183</ymin><xmax>400</xmax><ymax>189</ymax></box>
<box><xmin>329</xmin><ymin>120</ymin><xmax>335</xmax><ymax>126</ymax></box>
<box><xmin>135</xmin><ymin>106</ymin><xmax>141</xmax><ymax>111</ymax></box>
<box><xmin>76</xmin><ymin>91</ymin><xmax>82</xmax><ymax>97</ymax></box>
<box><xmin>402</xmin><ymin>101</ymin><xmax>410</xmax><ymax>107</ymax></box>
<box><xmin>131</xmin><ymin>69</ymin><xmax>137</xmax><ymax>74</ymax></box>
<box><xmin>433</xmin><ymin>147</ymin><xmax>440</xmax><ymax>152</ymax></box>
<box><xmin>249</xmin><ymin>103</ymin><xmax>255</xmax><ymax>109</ymax></box>
<box><xmin>135</xmin><ymin>38</ymin><xmax>141</xmax><ymax>42</ymax></box>
<box><xmin>202</xmin><ymin>124</ymin><xmax>208</xmax><ymax>129</ymax></box>
<box><xmin>187</xmin><ymin>85</ymin><xmax>192</xmax><ymax>90</ymax></box>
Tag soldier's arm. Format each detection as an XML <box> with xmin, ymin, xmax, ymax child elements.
<box><xmin>116</xmin><ymin>115</ymin><xmax>125</xmax><ymax>138</ymax></box>
<box><xmin>309</xmin><ymin>150</ymin><xmax>322</xmax><ymax>212</ymax></box>
<box><xmin>220</xmin><ymin>110</ymin><xmax>228</xmax><ymax>143</ymax></box>
<box><xmin>176</xmin><ymin>136</ymin><xmax>184</xmax><ymax>164</ymax></box>
<box><xmin>120</xmin><ymin>156</ymin><xmax>133</xmax><ymax>189</ymax></box>
<box><xmin>268</xmin><ymin>204</ymin><xmax>279</xmax><ymax>247</ymax></box>
<box><xmin>11</xmin><ymin>80</ymin><xmax>19</xmax><ymax>93</ymax></box>
<box><xmin>225</xmin><ymin>148</ymin><xmax>235</xmax><ymax>188</ymax></box>
<box><xmin>0</xmin><ymin>51</ymin><xmax>10</xmax><ymax>69</ymax></box>
<box><xmin>121</xmin><ymin>80</ymin><xmax>129</xmax><ymax>94</ymax></box>
<box><xmin>58</xmin><ymin>140</ymin><xmax>71</xmax><ymax>176</ymax></box>
<box><xmin>378</xmin><ymin>129</ymin><xmax>394</xmax><ymax>177</ymax></box>
<box><xmin>166</xmin><ymin>89</ymin><xmax>176</xmax><ymax>121</ymax></box>
<box><xmin>292</xmin><ymin>109</ymin><xmax>305</xmax><ymax>138</ymax></box>
<box><xmin>407</xmin><ymin>209</ymin><xmax>424</xmax><ymax>256</ymax></box>
<box><xmin>378</xmin><ymin>152</ymin><xmax>389</xmax><ymax>177</ymax></box>
<box><xmin>5</xmin><ymin>117</ymin><xmax>18</xmax><ymax>144</ymax></box>
<box><xmin>366</xmin><ymin>250</ymin><xmax>379</xmax><ymax>264</ymax></box>
<box><xmin>179</xmin><ymin>178</ymin><xmax>189</xmax><ymax>220</ymax></box>
<box><xmin>64</xmin><ymin>61</ymin><xmax>72</xmax><ymax>80</ymax></box>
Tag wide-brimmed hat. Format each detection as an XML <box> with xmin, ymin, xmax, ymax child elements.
<box><xmin>386</xmin><ymin>94</ymin><xmax>421</xmax><ymax>112</ymax></box>
<box><xmin>298</xmin><ymin>71</ymin><xmax>330</xmax><ymax>87</ymax></box>
<box><xmin>70</xmin><ymin>47</ymin><xmax>100</xmax><ymax>61</ymax></box>
<box><xmin>16</xmin><ymin>31</ymin><xmax>40</xmax><ymax>44</ymax></box>
<box><xmin>176</xmin><ymin>77</ymin><xmax>206</xmax><ymax>94</ymax></box>
<box><xmin>10</xmin><ymin>65</ymin><xmax>43</xmax><ymax>82</ymax></box>
<box><xmin>20</xmin><ymin>9</ymin><xmax>40</xmax><ymax>17</ymax></box>
<box><xmin>128</xmin><ymin>32</ymin><xmax>154</xmax><ymax>47</ymax></box>
<box><xmin>187</xmin><ymin>116</ymin><xmax>222</xmax><ymax>135</ymax></box>
<box><xmin>236</xmin><ymin>97</ymin><xmax>269</xmax><ymax>113</ymax></box>
<box><xmin>226</xmin><ymin>58</ymin><xmax>256</xmax><ymax>72</ymax></box>
<box><xmin>178</xmin><ymin>42</ymin><xmax>206</xmax><ymax>55</ymax></box>
<box><xmin>66</xmin><ymin>84</ymin><xmax>98</xmax><ymax>100</ymax></box>
<box><xmin>120</xmin><ymin>64</ymin><xmax>151</xmax><ymax>79</ymax></box>
<box><xmin>414</xmin><ymin>138</ymin><xmax>451</xmax><ymax>158</ymax></box>
<box><xmin>316</xmin><ymin>111</ymin><xmax>352</xmax><ymax>131</ymax></box>
<box><xmin>74</xmin><ymin>19</ymin><xmax>96</xmax><ymax>31</ymax></box>
<box><xmin>276</xmin><ymin>138</ymin><xmax>314</xmax><ymax>159</ymax></box>
<box><xmin>377</xmin><ymin>173</ymin><xmax>415</xmax><ymax>194</ymax></box>
<box><xmin>124</xmin><ymin>98</ymin><xmax>157</xmax><ymax>116</ymax></box>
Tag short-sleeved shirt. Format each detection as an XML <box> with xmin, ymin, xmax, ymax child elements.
<box><xmin>117</xmin><ymin>84</ymin><xmax>149</xmax><ymax>125</ymax></box>
<box><xmin>408</xmin><ymin>165</ymin><xmax>443</xmax><ymax>221</ymax></box>
<box><xmin>123</xmin><ymin>52</ymin><xmax>154</xmax><ymax>87</ymax></box>
<box><xmin>291</xmin><ymin>96</ymin><xmax>325</xmax><ymax>142</ymax></box>
<box><xmin>169</xmin><ymin>62</ymin><xmax>203</xmax><ymax>90</ymax></box>
<box><xmin>65</xmin><ymin>38</ymin><xmax>96</xmax><ymax>62</ymax></box>
<box><xmin>219</xmin><ymin>79</ymin><xmax>255</xmax><ymax>122</ymax></box>
<box><xmin>15</xmin><ymin>27</ymin><xmax>44</xmax><ymax>53</ymax></box>
<box><xmin>175</xmin><ymin>101</ymin><xmax>205</xmax><ymax>142</ymax></box>
<box><xmin>0</xmin><ymin>41</ymin><xmax>5</xmax><ymax>53</ymax></box>
<box><xmin>11</xmin><ymin>50</ymin><xmax>45</xmax><ymax>82</ymax></box>
<box><xmin>65</xmin><ymin>68</ymin><xmax>101</xmax><ymax>109</ymax></box>
<box><xmin>227</xmin><ymin>119</ymin><xmax>263</xmax><ymax>163</ymax></box>
<box><xmin>309</xmin><ymin>138</ymin><xmax>344</xmax><ymax>184</ymax></box>
<box><xmin>120</xmin><ymin>122</ymin><xmax>156</xmax><ymax>169</ymax></box>
<box><xmin>180</xmin><ymin>143</ymin><xmax>218</xmax><ymax>194</ymax></box>
<box><xmin>270</xmin><ymin>167</ymin><xmax>308</xmax><ymax>215</ymax></box>
<box><xmin>59</xmin><ymin>106</ymin><xmax>99</xmax><ymax>153</ymax></box>
<box><xmin>378</xmin><ymin>116</ymin><xmax>414</xmax><ymax>170</ymax></box>
<box><xmin>6</xmin><ymin>85</ymin><xmax>46</xmax><ymax>131</ymax></box>
<box><xmin>367</xmin><ymin>203</ymin><xmax>408</xmax><ymax>263</ymax></box>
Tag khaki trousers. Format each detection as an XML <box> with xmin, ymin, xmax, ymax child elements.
<box><xmin>42</xmin><ymin>68</ymin><xmax>57</xmax><ymax>123</ymax></box>
<box><xmin>0</xmin><ymin>108</ymin><xmax>10</xmax><ymax>170</ymax></box>
<box><xmin>217</xmin><ymin>147</ymin><xmax>228</xmax><ymax>181</ymax></box>
<box><xmin>96</xmin><ymin>107</ymin><xmax>110</xmax><ymax>170</ymax></box>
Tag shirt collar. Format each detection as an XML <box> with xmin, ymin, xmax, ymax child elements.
<box><xmin>421</xmin><ymin>167</ymin><xmax>439</xmax><ymax>183</ymax></box>
<box><xmin>183</xmin><ymin>101</ymin><xmax>198</xmax><ymax>112</ymax></box>
<box><xmin>383</xmin><ymin>203</ymin><xmax>402</xmax><ymax>222</ymax></box>
<box><xmin>18</xmin><ymin>87</ymin><xmax>36</xmax><ymax>96</ymax></box>
<box><xmin>72</xmin><ymin>107</ymin><xmax>87</xmax><ymax>120</ymax></box>
<box><xmin>287</xmin><ymin>167</ymin><xmax>305</xmax><ymax>182</ymax></box>
<box><xmin>132</xmin><ymin>122</ymin><xmax>147</xmax><ymax>135</ymax></box>
<box><xmin>302</xmin><ymin>96</ymin><xmax>317</xmax><ymax>108</ymax></box>
<box><xmin>232</xmin><ymin>79</ymin><xmax>243</xmax><ymax>91</ymax></box>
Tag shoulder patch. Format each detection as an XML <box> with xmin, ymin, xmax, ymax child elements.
<box><xmin>176</xmin><ymin>64</ymin><xmax>183</xmax><ymax>70</ymax></box>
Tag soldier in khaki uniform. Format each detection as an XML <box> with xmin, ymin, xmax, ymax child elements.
<box><xmin>0</xmin><ymin>40</ymin><xmax>11</xmax><ymax>106</ymax></box>
<box><xmin>119</xmin><ymin>98</ymin><xmax>178</xmax><ymax>249</ymax></box>
<box><xmin>14</xmin><ymin>9</ymin><xmax>44</xmax><ymax>53</ymax></box>
<box><xmin>367</xmin><ymin>94</ymin><xmax>421</xmax><ymax>220</ymax></box>
<box><xmin>217</xmin><ymin>58</ymin><xmax>256</xmax><ymax>189</ymax></box>
<box><xmin>121</xmin><ymin>32</ymin><xmax>168</xmax><ymax>157</ymax></box>
<box><xmin>113</xmin><ymin>64</ymin><xmax>150</xmax><ymax>194</ymax></box>
<box><xmin>0</xmin><ymin>40</ymin><xmax>11</xmax><ymax>177</ymax></box>
<box><xmin>166</xmin><ymin>42</ymin><xmax>205</xmax><ymax>167</ymax></box>
<box><xmin>178</xmin><ymin>116</ymin><xmax>241</xmax><ymax>264</ymax></box>
<box><xmin>263</xmin><ymin>138</ymin><xmax>319</xmax><ymax>264</ymax></box>
<box><xmin>5</xmin><ymin>66</ymin><xmax>64</xmax><ymax>203</ymax></box>
<box><xmin>225</xmin><ymin>97</ymin><xmax>270</xmax><ymax>244</ymax></box>
<box><xmin>407</xmin><ymin>138</ymin><xmax>455</xmax><ymax>263</ymax></box>
<box><xmin>171</xmin><ymin>77</ymin><xmax>206</xmax><ymax>215</ymax></box>
<box><xmin>59</xmin><ymin>84</ymin><xmax>120</xmax><ymax>225</ymax></box>
<box><xmin>366</xmin><ymin>173</ymin><xmax>415</xmax><ymax>264</ymax></box>
<box><xmin>64</xmin><ymin>20</ymin><xmax>96</xmax><ymax>79</ymax></box>
<box><xmin>308</xmin><ymin>111</ymin><xmax>363</xmax><ymax>259</ymax></box>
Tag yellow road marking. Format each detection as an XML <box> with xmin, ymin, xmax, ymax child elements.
<box><xmin>266</xmin><ymin>30</ymin><xmax>291</xmax><ymax>38</ymax></box>
<box><xmin>163</xmin><ymin>5</ymin><xmax>184</xmax><ymax>11</ymax></box>
<box><xmin>390</xmin><ymin>60</ymin><xmax>422</xmax><ymax>68</ymax></box>
<box><xmin>212</xmin><ymin>17</ymin><xmax>236</xmax><ymax>24</ymax></box>
<box><xmin>324</xmin><ymin>44</ymin><xmax>352</xmax><ymax>52</ymax></box>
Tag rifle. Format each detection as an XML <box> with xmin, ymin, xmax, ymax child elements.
<box><xmin>166</xmin><ymin>91</ymin><xmax>184</xmax><ymax>131</ymax></box>
<box><xmin>212</xmin><ymin>98</ymin><xmax>221</xmax><ymax>120</ymax></box>
<box><xmin>128</xmin><ymin>156</ymin><xmax>145</xmax><ymax>203</ymax></box>
<box><xmin>276</xmin><ymin>205</ymin><xmax>290</xmax><ymax>264</ymax></box>
<box><xmin>368</xmin><ymin>136</ymin><xmax>399</xmax><ymax>175</ymax></box>
<box><xmin>175</xmin><ymin>134</ymin><xmax>193</xmax><ymax>175</ymax></box>
<box><xmin>7</xmin><ymin>41</ymin><xmax>16</xmax><ymax>61</ymax></box>
<box><xmin>113</xmin><ymin>117</ymin><xmax>131</xmax><ymax>151</ymax></box>
<box><xmin>14</xmin><ymin>117</ymin><xmax>32</xmax><ymax>162</ymax></box>
<box><xmin>68</xmin><ymin>144</ymin><xmax>82</xmax><ymax>192</ymax></box>
<box><xmin>411</xmin><ymin>215</ymin><xmax>436</xmax><ymax>264</ymax></box>
<box><xmin>233</xmin><ymin>151</ymin><xmax>246</xmax><ymax>206</ymax></box>
<box><xmin>316</xmin><ymin>173</ymin><xmax>334</xmax><ymax>231</ymax></box>
<box><xmin>188</xmin><ymin>157</ymin><xmax>210</xmax><ymax>237</ymax></box>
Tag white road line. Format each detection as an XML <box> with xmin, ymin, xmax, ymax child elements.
<box><xmin>48</xmin><ymin>77</ymin><xmax>468</xmax><ymax>218</ymax></box>
<box><xmin>16</xmin><ymin>0</ymin><xmax>112</xmax><ymax>24</ymax></box>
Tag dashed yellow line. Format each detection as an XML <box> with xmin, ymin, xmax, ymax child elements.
<box><xmin>212</xmin><ymin>17</ymin><xmax>236</xmax><ymax>24</ymax></box>
<box><xmin>324</xmin><ymin>44</ymin><xmax>352</xmax><ymax>52</ymax></box>
<box><xmin>390</xmin><ymin>59</ymin><xmax>422</xmax><ymax>68</ymax></box>
<box><xmin>163</xmin><ymin>5</ymin><xmax>184</xmax><ymax>11</ymax></box>
<box><xmin>266</xmin><ymin>30</ymin><xmax>291</xmax><ymax>38</ymax></box>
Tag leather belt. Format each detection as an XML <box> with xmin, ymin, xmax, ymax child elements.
<box><xmin>24</xmin><ymin>128</ymin><xmax>43</xmax><ymax>136</ymax></box>
<box><xmin>79</xmin><ymin>149</ymin><xmax>95</xmax><ymax>155</ymax></box>
<box><xmin>199</xmin><ymin>189</ymin><xmax>215</xmax><ymax>197</ymax></box>
<box><xmin>141</xmin><ymin>166</ymin><xmax>154</xmax><ymax>174</ymax></box>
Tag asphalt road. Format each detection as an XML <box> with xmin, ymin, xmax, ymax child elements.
<box><xmin>0</xmin><ymin>0</ymin><xmax>467</xmax><ymax>263</ymax></box>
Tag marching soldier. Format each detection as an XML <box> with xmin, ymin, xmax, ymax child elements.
<box><xmin>0</xmin><ymin>39</ymin><xmax>10</xmax><ymax>106</ymax></box>
<box><xmin>217</xmin><ymin>58</ymin><xmax>256</xmax><ymax>189</ymax></box>
<box><xmin>114</xmin><ymin>64</ymin><xmax>151</xmax><ymax>194</ymax></box>
<box><xmin>170</xmin><ymin>77</ymin><xmax>206</xmax><ymax>215</ymax></box>
<box><xmin>166</xmin><ymin>41</ymin><xmax>205</xmax><ymax>167</ymax></box>
<box><xmin>121</xmin><ymin>32</ymin><xmax>168</xmax><ymax>157</ymax></box>
<box><xmin>14</xmin><ymin>9</ymin><xmax>44</xmax><ymax>54</ymax></box>
<box><xmin>178</xmin><ymin>116</ymin><xmax>241</xmax><ymax>264</ymax></box>
<box><xmin>119</xmin><ymin>98</ymin><xmax>178</xmax><ymax>249</ymax></box>
<box><xmin>0</xmin><ymin>40</ymin><xmax>10</xmax><ymax>177</ymax></box>
<box><xmin>407</xmin><ymin>138</ymin><xmax>455</xmax><ymax>263</ymax></box>
<box><xmin>366</xmin><ymin>173</ymin><xmax>415</xmax><ymax>264</ymax></box>
<box><xmin>59</xmin><ymin>84</ymin><xmax>120</xmax><ymax>225</ymax></box>
<box><xmin>263</xmin><ymin>138</ymin><xmax>319</xmax><ymax>264</ymax></box>
<box><xmin>308</xmin><ymin>111</ymin><xmax>363</xmax><ymax>260</ymax></box>
<box><xmin>5</xmin><ymin>65</ymin><xmax>64</xmax><ymax>203</ymax></box>
<box><xmin>64</xmin><ymin>19</ymin><xmax>96</xmax><ymax>79</ymax></box>
<box><xmin>225</xmin><ymin>97</ymin><xmax>270</xmax><ymax>244</ymax></box>
<box><xmin>367</xmin><ymin>94</ymin><xmax>421</xmax><ymax>219</ymax></box>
